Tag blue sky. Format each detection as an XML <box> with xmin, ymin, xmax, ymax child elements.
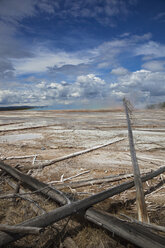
<box><xmin>0</xmin><ymin>0</ymin><xmax>165</xmax><ymax>109</ymax></box>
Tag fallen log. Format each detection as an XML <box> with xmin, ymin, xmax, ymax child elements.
<box><xmin>0</xmin><ymin>224</ymin><xmax>43</xmax><ymax>235</ymax></box>
<box><xmin>23</xmin><ymin>137</ymin><xmax>125</xmax><ymax>170</ymax></box>
<box><xmin>119</xmin><ymin>213</ymin><xmax>165</xmax><ymax>233</ymax></box>
<box><xmin>0</xmin><ymin>206</ymin><xmax>165</xmax><ymax>247</ymax></box>
<box><xmin>0</xmin><ymin>160</ymin><xmax>70</xmax><ymax>205</ymax></box>
<box><xmin>5</xmin><ymin>179</ymin><xmax>45</xmax><ymax>215</ymax></box>
<box><xmin>0</xmin><ymin>163</ymin><xmax>164</xmax><ymax>247</ymax></box>
<box><xmin>85</xmin><ymin>208</ymin><xmax>165</xmax><ymax>248</ymax></box>
<box><xmin>2</xmin><ymin>154</ymin><xmax>38</xmax><ymax>161</ymax></box>
<box><xmin>54</xmin><ymin>173</ymin><xmax>134</xmax><ymax>190</ymax></box>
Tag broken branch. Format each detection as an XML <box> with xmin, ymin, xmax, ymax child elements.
<box><xmin>0</xmin><ymin>224</ymin><xmax>43</xmax><ymax>235</ymax></box>
<box><xmin>48</xmin><ymin>170</ymin><xmax>90</xmax><ymax>184</ymax></box>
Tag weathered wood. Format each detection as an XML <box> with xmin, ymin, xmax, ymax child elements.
<box><xmin>24</xmin><ymin>137</ymin><xmax>125</xmax><ymax>170</ymax></box>
<box><xmin>0</xmin><ymin>224</ymin><xmax>43</xmax><ymax>235</ymax></box>
<box><xmin>0</xmin><ymin>163</ymin><xmax>164</xmax><ymax>247</ymax></box>
<box><xmin>48</xmin><ymin>170</ymin><xmax>90</xmax><ymax>184</ymax></box>
<box><xmin>0</xmin><ymin>192</ymin><xmax>46</xmax><ymax>214</ymax></box>
<box><xmin>6</xmin><ymin>179</ymin><xmax>45</xmax><ymax>215</ymax></box>
<box><xmin>0</xmin><ymin>160</ymin><xmax>70</xmax><ymax>205</ymax></box>
<box><xmin>54</xmin><ymin>169</ymin><xmax>160</xmax><ymax>190</ymax></box>
<box><xmin>124</xmin><ymin>178</ymin><xmax>165</xmax><ymax>207</ymax></box>
<box><xmin>85</xmin><ymin>208</ymin><xmax>165</xmax><ymax>248</ymax></box>
<box><xmin>3</xmin><ymin>154</ymin><xmax>38</xmax><ymax>161</ymax></box>
<box><xmin>123</xmin><ymin>98</ymin><xmax>149</xmax><ymax>223</ymax></box>
<box><xmin>120</xmin><ymin>214</ymin><xmax>165</xmax><ymax>233</ymax></box>
<box><xmin>54</xmin><ymin>173</ymin><xmax>134</xmax><ymax>189</ymax></box>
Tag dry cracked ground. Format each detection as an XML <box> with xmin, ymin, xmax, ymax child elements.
<box><xmin>0</xmin><ymin>108</ymin><xmax>165</xmax><ymax>247</ymax></box>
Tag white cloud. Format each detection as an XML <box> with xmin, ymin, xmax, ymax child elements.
<box><xmin>11</xmin><ymin>50</ymin><xmax>90</xmax><ymax>75</ymax></box>
<box><xmin>0</xmin><ymin>74</ymin><xmax>109</xmax><ymax>106</ymax></box>
<box><xmin>0</xmin><ymin>0</ymin><xmax>57</xmax><ymax>21</ymax></box>
<box><xmin>142</xmin><ymin>60</ymin><xmax>165</xmax><ymax>71</ymax></box>
<box><xmin>111</xmin><ymin>90</ymin><xmax>125</xmax><ymax>99</ymax></box>
<box><xmin>120</xmin><ymin>32</ymin><xmax>130</xmax><ymax>38</ymax></box>
<box><xmin>51</xmin><ymin>0</ymin><xmax>137</xmax><ymax>25</ymax></box>
<box><xmin>0</xmin><ymin>0</ymin><xmax>36</xmax><ymax>21</ymax></box>
<box><xmin>36</xmin><ymin>81</ymin><xmax>47</xmax><ymax>89</ymax></box>
<box><xmin>0</xmin><ymin>30</ymin><xmax>153</xmax><ymax>78</ymax></box>
<box><xmin>88</xmin><ymin>33</ymin><xmax>152</xmax><ymax>68</ymax></box>
<box><xmin>76</xmin><ymin>74</ymin><xmax>105</xmax><ymax>85</ymax></box>
<box><xmin>135</xmin><ymin>41</ymin><xmax>165</xmax><ymax>59</ymax></box>
<box><xmin>97</xmin><ymin>62</ymin><xmax>110</xmax><ymax>69</ymax></box>
<box><xmin>153</xmin><ymin>12</ymin><xmax>165</xmax><ymax>21</ymax></box>
<box><xmin>111</xmin><ymin>67</ymin><xmax>129</xmax><ymax>75</ymax></box>
<box><xmin>0</xmin><ymin>0</ymin><xmax>62</xmax><ymax>78</ymax></box>
<box><xmin>68</xmin><ymin>74</ymin><xmax>107</xmax><ymax>101</ymax></box>
<box><xmin>110</xmin><ymin>69</ymin><xmax>165</xmax><ymax>105</ymax></box>
<box><xmin>1</xmin><ymin>69</ymin><xmax>165</xmax><ymax>107</ymax></box>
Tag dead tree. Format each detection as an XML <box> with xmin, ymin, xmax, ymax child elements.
<box><xmin>24</xmin><ymin>137</ymin><xmax>125</xmax><ymax>170</ymax></box>
<box><xmin>0</xmin><ymin>160</ymin><xmax>164</xmax><ymax>247</ymax></box>
<box><xmin>123</xmin><ymin>98</ymin><xmax>149</xmax><ymax>223</ymax></box>
<box><xmin>0</xmin><ymin>160</ymin><xmax>69</xmax><ymax>205</ymax></box>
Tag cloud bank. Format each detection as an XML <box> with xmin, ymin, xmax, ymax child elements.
<box><xmin>0</xmin><ymin>0</ymin><xmax>165</xmax><ymax>108</ymax></box>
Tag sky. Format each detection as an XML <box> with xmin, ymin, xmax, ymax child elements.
<box><xmin>0</xmin><ymin>0</ymin><xmax>165</xmax><ymax>109</ymax></box>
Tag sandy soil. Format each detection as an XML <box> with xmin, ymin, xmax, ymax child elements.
<box><xmin>0</xmin><ymin>108</ymin><xmax>165</xmax><ymax>247</ymax></box>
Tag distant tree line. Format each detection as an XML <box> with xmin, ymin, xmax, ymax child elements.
<box><xmin>147</xmin><ymin>102</ymin><xmax>165</xmax><ymax>109</ymax></box>
<box><xmin>0</xmin><ymin>106</ymin><xmax>35</xmax><ymax>111</ymax></box>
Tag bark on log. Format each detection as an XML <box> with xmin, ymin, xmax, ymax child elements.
<box><xmin>0</xmin><ymin>163</ymin><xmax>164</xmax><ymax>247</ymax></box>
<box><xmin>85</xmin><ymin>208</ymin><xmax>165</xmax><ymax>248</ymax></box>
<box><xmin>0</xmin><ymin>225</ymin><xmax>43</xmax><ymax>235</ymax></box>
<box><xmin>0</xmin><ymin>160</ymin><xmax>69</xmax><ymax>205</ymax></box>
<box><xmin>24</xmin><ymin>137</ymin><xmax>125</xmax><ymax>170</ymax></box>
<box><xmin>119</xmin><ymin>214</ymin><xmax>165</xmax><ymax>233</ymax></box>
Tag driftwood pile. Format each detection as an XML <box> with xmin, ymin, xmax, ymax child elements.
<box><xmin>0</xmin><ymin>100</ymin><xmax>165</xmax><ymax>248</ymax></box>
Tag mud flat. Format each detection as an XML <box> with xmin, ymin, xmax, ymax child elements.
<box><xmin>0</xmin><ymin>108</ymin><xmax>165</xmax><ymax>247</ymax></box>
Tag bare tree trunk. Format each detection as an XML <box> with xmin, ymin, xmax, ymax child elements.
<box><xmin>123</xmin><ymin>98</ymin><xmax>149</xmax><ymax>223</ymax></box>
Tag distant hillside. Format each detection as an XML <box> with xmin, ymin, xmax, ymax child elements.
<box><xmin>147</xmin><ymin>102</ymin><xmax>165</xmax><ymax>109</ymax></box>
<box><xmin>0</xmin><ymin>106</ymin><xmax>35</xmax><ymax>111</ymax></box>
